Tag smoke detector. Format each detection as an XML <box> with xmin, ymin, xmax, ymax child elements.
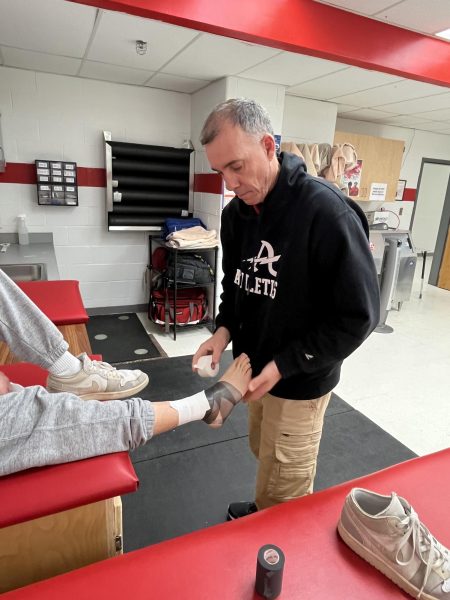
<box><xmin>136</xmin><ymin>40</ymin><xmax>148</xmax><ymax>55</ymax></box>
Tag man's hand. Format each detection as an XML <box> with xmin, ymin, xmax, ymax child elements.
<box><xmin>244</xmin><ymin>360</ymin><xmax>282</xmax><ymax>402</ymax></box>
<box><xmin>0</xmin><ymin>372</ymin><xmax>11</xmax><ymax>395</ymax></box>
<box><xmin>192</xmin><ymin>327</ymin><xmax>231</xmax><ymax>371</ymax></box>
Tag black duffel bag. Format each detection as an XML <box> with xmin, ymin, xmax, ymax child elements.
<box><xmin>164</xmin><ymin>253</ymin><xmax>214</xmax><ymax>285</ymax></box>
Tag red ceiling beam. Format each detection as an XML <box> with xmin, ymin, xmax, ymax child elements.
<box><xmin>71</xmin><ymin>0</ymin><xmax>450</xmax><ymax>88</ymax></box>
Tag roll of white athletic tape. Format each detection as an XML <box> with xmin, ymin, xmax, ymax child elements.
<box><xmin>194</xmin><ymin>355</ymin><xmax>219</xmax><ymax>378</ymax></box>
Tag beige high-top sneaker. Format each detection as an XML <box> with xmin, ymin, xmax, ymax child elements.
<box><xmin>338</xmin><ymin>488</ymin><xmax>450</xmax><ymax>600</ymax></box>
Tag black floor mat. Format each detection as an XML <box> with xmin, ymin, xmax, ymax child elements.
<box><xmin>86</xmin><ymin>313</ymin><xmax>161</xmax><ymax>363</ymax></box>
<box><xmin>124</xmin><ymin>437</ymin><xmax>257</xmax><ymax>550</ymax></box>
<box><xmin>120</xmin><ymin>353</ymin><xmax>417</xmax><ymax>553</ymax></box>
<box><xmin>314</xmin><ymin>410</ymin><xmax>417</xmax><ymax>492</ymax></box>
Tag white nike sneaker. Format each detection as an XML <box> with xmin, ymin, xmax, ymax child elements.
<box><xmin>47</xmin><ymin>353</ymin><xmax>149</xmax><ymax>400</ymax></box>
<box><xmin>338</xmin><ymin>488</ymin><xmax>450</xmax><ymax>600</ymax></box>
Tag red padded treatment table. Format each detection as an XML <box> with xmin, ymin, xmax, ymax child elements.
<box><xmin>0</xmin><ymin>356</ymin><xmax>128</xmax><ymax>528</ymax></box>
<box><xmin>17</xmin><ymin>280</ymin><xmax>88</xmax><ymax>325</ymax></box>
<box><xmin>4</xmin><ymin>448</ymin><xmax>449</xmax><ymax>599</ymax></box>
<box><xmin>0</xmin><ymin>452</ymin><xmax>138</xmax><ymax>529</ymax></box>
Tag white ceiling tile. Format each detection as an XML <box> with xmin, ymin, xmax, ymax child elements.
<box><xmin>414</xmin><ymin>120</ymin><xmax>450</xmax><ymax>132</ymax></box>
<box><xmin>288</xmin><ymin>66</ymin><xmax>402</xmax><ymax>99</ymax></box>
<box><xmin>2</xmin><ymin>47</ymin><xmax>81</xmax><ymax>76</ymax></box>
<box><xmin>146</xmin><ymin>73</ymin><xmax>210</xmax><ymax>94</ymax></box>
<box><xmin>87</xmin><ymin>10</ymin><xmax>200</xmax><ymax>71</ymax></box>
<box><xmin>375</xmin><ymin>0</ymin><xmax>450</xmax><ymax>35</ymax></box>
<box><xmin>0</xmin><ymin>0</ymin><xmax>96</xmax><ymax>57</ymax></box>
<box><xmin>313</xmin><ymin>1</ymin><xmax>398</xmax><ymax>16</ymax></box>
<box><xmin>238</xmin><ymin>50</ymin><xmax>346</xmax><ymax>86</ymax></box>
<box><xmin>0</xmin><ymin>0</ymin><xmax>448</xmax><ymax>130</ymax></box>
<box><xmin>340</xmin><ymin>107</ymin><xmax>401</xmax><ymax>122</ymax></box>
<box><xmin>162</xmin><ymin>33</ymin><xmax>280</xmax><ymax>80</ymax></box>
<box><xmin>335</xmin><ymin>103</ymin><xmax>363</xmax><ymax>113</ymax></box>
<box><xmin>413</xmin><ymin>106</ymin><xmax>450</xmax><ymax>122</ymax></box>
<box><xmin>79</xmin><ymin>60</ymin><xmax>154</xmax><ymax>85</ymax></box>
<box><xmin>377</xmin><ymin>92</ymin><xmax>450</xmax><ymax>115</ymax></box>
<box><xmin>331</xmin><ymin>78</ymin><xmax>448</xmax><ymax>107</ymax></box>
<box><xmin>379</xmin><ymin>114</ymin><xmax>436</xmax><ymax>127</ymax></box>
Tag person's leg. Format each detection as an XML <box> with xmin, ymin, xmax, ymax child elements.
<box><xmin>0</xmin><ymin>354</ymin><xmax>252</xmax><ymax>476</ymax></box>
<box><xmin>0</xmin><ymin>384</ymin><xmax>156</xmax><ymax>476</ymax></box>
<box><xmin>0</xmin><ymin>268</ymin><xmax>68</xmax><ymax>368</ymax></box>
<box><xmin>0</xmin><ymin>270</ymin><xmax>148</xmax><ymax>399</ymax></box>
<box><xmin>248</xmin><ymin>397</ymin><xmax>263</xmax><ymax>459</ymax></box>
<box><xmin>255</xmin><ymin>392</ymin><xmax>331</xmax><ymax>510</ymax></box>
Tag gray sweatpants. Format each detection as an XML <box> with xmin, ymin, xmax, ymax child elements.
<box><xmin>0</xmin><ymin>269</ymin><xmax>155</xmax><ymax>476</ymax></box>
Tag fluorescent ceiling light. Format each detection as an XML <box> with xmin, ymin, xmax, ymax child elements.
<box><xmin>435</xmin><ymin>28</ymin><xmax>450</xmax><ymax>40</ymax></box>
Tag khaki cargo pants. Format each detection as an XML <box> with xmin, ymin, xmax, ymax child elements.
<box><xmin>248</xmin><ymin>392</ymin><xmax>331</xmax><ymax>510</ymax></box>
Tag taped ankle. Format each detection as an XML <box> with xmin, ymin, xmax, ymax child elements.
<box><xmin>203</xmin><ymin>381</ymin><xmax>242</xmax><ymax>427</ymax></box>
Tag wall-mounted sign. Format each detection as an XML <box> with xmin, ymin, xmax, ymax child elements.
<box><xmin>369</xmin><ymin>182</ymin><xmax>387</xmax><ymax>201</ymax></box>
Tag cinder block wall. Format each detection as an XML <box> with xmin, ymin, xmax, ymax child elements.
<box><xmin>0</xmin><ymin>66</ymin><xmax>191</xmax><ymax>308</ymax></box>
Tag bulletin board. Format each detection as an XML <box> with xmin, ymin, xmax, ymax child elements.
<box><xmin>334</xmin><ymin>131</ymin><xmax>405</xmax><ymax>203</ymax></box>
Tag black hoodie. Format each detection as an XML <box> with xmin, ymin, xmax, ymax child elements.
<box><xmin>215</xmin><ymin>152</ymin><xmax>380</xmax><ymax>400</ymax></box>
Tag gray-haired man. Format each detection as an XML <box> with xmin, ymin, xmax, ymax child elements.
<box><xmin>193</xmin><ymin>98</ymin><xmax>379</xmax><ymax>519</ymax></box>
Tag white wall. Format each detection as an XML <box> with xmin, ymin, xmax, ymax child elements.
<box><xmin>282</xmin><ymin>95</ymin><xmax>337</xmax><ymax>145</ymax></box>
<box><xmin>191</xmin><ymin>78</ymin><xmax>228</xmax><ymax>152</ymax></box>
<box><xmin>0</xmin><ymin>66</ymin><xmax>191</xmax><ymax>308</ymax></box>
<box><xmin>191</xmin><ymin>78</ymin><xmax>227</xmax><ymax>234</ymax></box>
<box><xmin>191</xmin><ymin>78</ymin><xmax>229</xmax><ymax>313</ymax></box>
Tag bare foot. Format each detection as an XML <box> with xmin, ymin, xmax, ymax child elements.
<box><xmin>219</xmin><ymin>353</ymin><xmax>252</xmax><ymax>396</ymax></box>
<box><xmin>203</xmin><ymin>354</ymin><xmax>252</xmax><ymax>428</ymax></box>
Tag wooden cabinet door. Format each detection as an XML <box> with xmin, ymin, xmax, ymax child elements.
<box><xmin>334</xmin><ymin>131</ymin><xmax>404</xmax><ymax>202</ymax></box>
<box><xmin>438</xmin><ymin>227</ymin><xmax>450</xmax><ymax>291</ymax></box>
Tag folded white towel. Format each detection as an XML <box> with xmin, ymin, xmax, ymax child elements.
<box><xmin>166</xmin><ymin>225</ymin><xmax>219</xmax><ymax>248</ymax></box>
<box><xmin>167</xmin><ymin>226</ymin><xmax>217</xmax><ymax>242</ymax></box>
<box><xmin>167</xmin><ymin>237</ymin><xmax>219</xmax><ymax>249</ymax></box>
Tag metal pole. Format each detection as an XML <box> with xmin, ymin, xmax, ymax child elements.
<box><xmin>419</xmin><ymin>250</ymin><xmax>427</xmax><ymax>299</ymax></box>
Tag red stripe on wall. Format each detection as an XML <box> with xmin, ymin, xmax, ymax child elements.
<box><xmin>403</xmin><ymin>188</ymin><xmax>416</xmax><ymax>202</ymax></box>
<box><xmin>0</xmin><ymin>163</ymin><xmax>106</xmax><ymax>187</ymax></box>
<box><xmin>72</xmin><ymin>0</ymin><xmax>450</xmax><ymax>88</ymax></box>
<box><xmin>194</xmin><ymin>173</ymin><xmax>223</xmax><ymax>195</ymax></box>
<box><xmin>77</xmin><ymin>167</ymin><xmax>106</xmax><ymax>187</ymax></box>
<box><xmin>0</xmin><ymin>163</ymin><xmax>36</xmax><ymax>184</ymax></box>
